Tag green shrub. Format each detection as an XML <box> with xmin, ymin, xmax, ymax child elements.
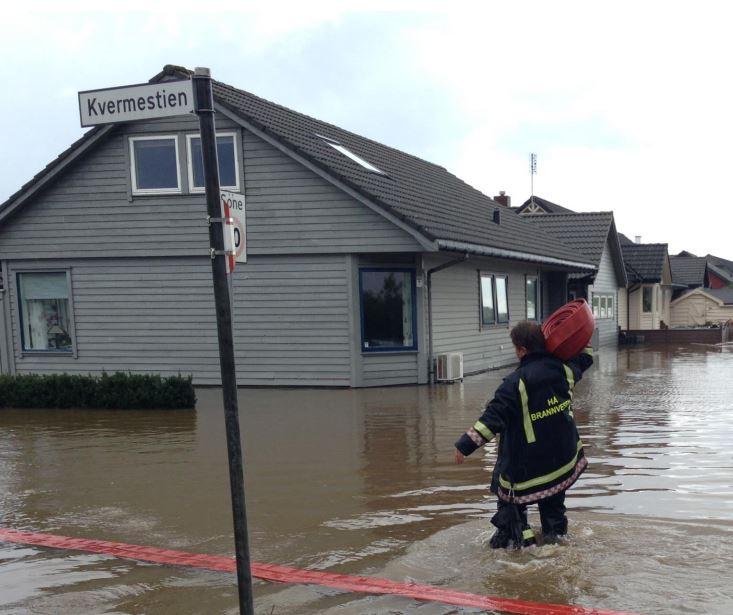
<box><xmin>0</xmin><ymin>372</ymin><xmax>195</xmax><ymax>410</ymax></box>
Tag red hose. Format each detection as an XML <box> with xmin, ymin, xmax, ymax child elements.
<box><xmin>542</xmin><ymin>299</ymin><xmax>595</xmax><ymax>360</ymax></box>
<box><xmin>0</xmin><ymin>528</ymin><xmax>635</xmax><ymax>615</ymax></box>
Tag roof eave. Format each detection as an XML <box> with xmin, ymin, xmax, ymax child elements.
<box><xmin>436</xmin><ymin>239</ymin><xmax>596</xmax><ymax>271</ymax></box>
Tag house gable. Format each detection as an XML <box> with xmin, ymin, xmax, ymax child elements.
<box><xmin>0</xmin><ymin>115</ymin><xmax>423</xmax><ymax>259</ymax></box>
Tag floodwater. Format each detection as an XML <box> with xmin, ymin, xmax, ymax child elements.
<box><xmin>1</xmin><ymin>344</ymin><xmax>733</xmax><ymax>615</ymax></box>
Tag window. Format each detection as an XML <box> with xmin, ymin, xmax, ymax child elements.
<box><xmin>129</xmin><ymin>136</ymin><xmax>181</xmax><ymax>194</ymax></box>
<box><xmin>318</xmin><ymin>135</ymin><xmax>385</xmax><ymax>174</ymax></box>
<box><xmin>359</xmin><ymin>269</ymin><xmax>416</xmax><ymax>351</ymax></box>
<box><xmin>526</xmin><ymin>275</ymin><xmax>539</xmax><ymax>320</ymax></box>
<box><xmin>480</xmin><ymin>273</ymin><xmax>509</xmax><ymax>326</ymax></box>
<box><xmin>17</xmin><ymin>272</ymin><xmax>73</xmax><ymax>352</ymax></box>
<box><xmin>642</xmin><ymin>286</ymin><xmax>653</xmax><ymax>313</ymax></box>
<box><xmin>592</xmin><ymin>292</ymin><xmax>616</xmax><ymax>319</ymax></box>
<box><xmin>187</xmin><ymin>132</ymin><xmax>239</xmax><ymax>191</ymax></box>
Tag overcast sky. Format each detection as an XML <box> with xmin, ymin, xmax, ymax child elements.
<box><xmin>3</xmin><ymin>2</ymin><xmax>732</xmax><ymax>257</ymax></box>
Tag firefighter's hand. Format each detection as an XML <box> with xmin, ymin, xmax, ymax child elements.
<box><xmin>455</xmin><ymin>449</ymin><xmax>465</xmax><ymax>464</ymax></box>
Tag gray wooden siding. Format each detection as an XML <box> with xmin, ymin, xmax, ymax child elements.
<box><xmin>231</xmin><ymin>254</ymin><xmax>351</xmax><ymax>386</ymax></box>
<box><xmin>0</xmin><ymin>117</ymin><xmax>419</xmax><ymax>261</ymax></box>
<box><xmin>242</xmin><ymin>131</ymin><xmax>422</xmax><ymax>255</ymax></box>
<box><xmin>427</xmin><ymin>256</ymin><xmax>542</xmax><ymax>375</ymax></box>
<box><xmin>7</xmin><ymin>257</ymin><xmax>221</xmax><ymax>383</ymax></box>
<box><xmin>361</xmin><ymin>353</ymin><xmax>420</xmax><ymax>387</ymax></box>
<box><xmin>0</xmin><ymin>290</ymin><xmax>7</xmax><ymax>374</ymax></box>
<box><xmin>588</xmin><ymin>241</ymin><xmax>620</xmax><ymax>347</ymax></box>
<box><xmin>6</xmin><ymin>254</ymin><xmax>353</xmax><ymax>387</ymax></box>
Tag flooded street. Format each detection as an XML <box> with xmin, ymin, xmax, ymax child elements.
<box><xmin>1</xmin><ymin>344</ymin><xmax>733</xmax><ymax>614</ymax></box>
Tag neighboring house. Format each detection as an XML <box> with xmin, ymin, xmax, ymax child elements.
<box><xmin>621</xmin><ymin>242</ymin><xmax>673</xmax><ymax>330</ymax></box>
<box><xmin>670</xmin><ymin>252</ymin><xmax>733</xmax><ymax>296</ymax></box>
<box><xmin>670</xmin><ymin>287</ymin><xmax>733</xmax><ymax>327</ymax></box>
<box><xmin>517</xmin><ymin>210</ymin><xmax>627</xmax><ymax>348</ymax></box>
<box><xmin>705</xmin><ymin>254</ymin><xmax>733</xmax><ymax>289</ymax></box>
<box><xmin>670</xmin><ymin>255</ymin><xmax>707</xmax><ymax>298</ymax></box>
<box><xmin>515</xmin><ymin>196</ymin><xmax>576</xmax><ymax>215</ymax></box>
<box><xmin>0</xmin><ymin>65</ymin><xmax>594</xmax><ymax>387</ymax></box>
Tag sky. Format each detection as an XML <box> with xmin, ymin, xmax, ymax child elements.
<box><xmin>2</xmin><ymin>1</ymin><xmax>732</xmax><ymax>258</ymax></box>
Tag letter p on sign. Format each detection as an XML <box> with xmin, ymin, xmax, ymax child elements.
<box><xmin>220</xmin><ymin>190</ymin><xmax>247</xmax><ymax>272</ymax></box>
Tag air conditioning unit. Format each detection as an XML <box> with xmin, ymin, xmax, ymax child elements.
<box><xmin>436</xmin><ymin>352</ymin><xmax>463</xmax><ymax>383</ymax></box>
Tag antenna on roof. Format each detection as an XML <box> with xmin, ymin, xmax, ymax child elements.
<box><xmin>529</xmin><ymin>153</ymin><xmax>537</xmax><ymax>204</ymax></box>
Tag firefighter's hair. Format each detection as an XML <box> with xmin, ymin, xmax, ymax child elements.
<box><xmin>510</xmin><ymin>321</ymin><xmax>546</xmax><ymax>353</ymax></box>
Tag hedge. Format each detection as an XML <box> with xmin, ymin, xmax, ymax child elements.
<box><xmin>0</xmin><ymin>372</ymin><xmax>196</xmax><ymax>409</ymax></box>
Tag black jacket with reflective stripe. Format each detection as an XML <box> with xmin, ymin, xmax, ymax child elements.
<box><xmin>456</xmin><ymin>349</ymin><xmax>593</xmax><ymax>504</ymax></box>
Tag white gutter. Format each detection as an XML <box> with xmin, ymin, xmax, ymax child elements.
<box><xmin>436</xmin><ymin>239</ymin><xmax>596</xmax><ymax>271</ymax></box>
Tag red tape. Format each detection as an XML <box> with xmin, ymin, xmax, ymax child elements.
<box><xmin>0</xmin><ymin>528</ymin><xmax>634</xmax><ymax>615</ymax></box>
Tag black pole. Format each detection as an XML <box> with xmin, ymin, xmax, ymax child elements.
<box><xmin>192</xmin><ymin>66</ymin><xmax>254</xmax><ymax>615</ymax></box>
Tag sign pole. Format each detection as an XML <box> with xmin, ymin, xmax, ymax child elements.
<box><xmin>192</xmin><ymin>67</ymin><xmax>254</xmax><ymax>615</ymax></box>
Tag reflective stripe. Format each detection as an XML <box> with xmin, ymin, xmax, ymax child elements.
<box><xmin>563</xmin><ymin>365</ymin><xmax>575</xmax><ymax>400</ymax></box>
<box><xmin>518</xmin><ymin>379</ymin><xmax>536</xmax><ymax>443</ymax></box>
<box><xmin>522</xmin><ymin>528</ymin><xmax>535</xmax><ymax>540</ymax></box>
<box><xmin>582</xmin><ymin>346</ymin><xmax>593</xmax><ymax>356</ymax></box>
<box><xmin>473</xmin><ymin>421</ymin><xmax>495</xmax><ymax>442</ymax></box>
<box><xmin>499</xmin><ymin>440</ymin><xmax>584</xmax><ymax>491</ymax></box>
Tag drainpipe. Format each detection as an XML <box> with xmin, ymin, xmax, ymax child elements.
<box><xmin>426</xmin><ymin>254</ymin><xmax>469</xmax><ymax>383</ymax></box>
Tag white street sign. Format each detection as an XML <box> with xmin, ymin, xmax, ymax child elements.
<box><xmin>221</xmin><ymin>190</ymin><xmax>247</xmax><ymax>268</ymax></box>
<box><xmin>78</xmin><ymin>80</ymin><xmax>194</xmax><ymax>127</ymax></box>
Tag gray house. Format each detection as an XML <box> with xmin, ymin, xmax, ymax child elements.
<box><xmin>516</xmin><ymin>207</ymin><xmax>627</xmax><ymax>348</ymax></box>
<box><xmin>0</xmin><ymin>65</ymin><xmax>594</xmax><ymax>387</ymax></box>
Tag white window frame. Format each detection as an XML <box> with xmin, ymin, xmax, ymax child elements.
<box><xmin>526</xmin><ymin>274</ymin><xmax>539</xmax><ymax>321</ymax></box>
<box><xmin>129</xmin><ymin>135</ymin><xmax>182</xmax><ymax>195</ymax></box>
<box><xmin>186</xmin><ymin>131</ymin><xmax>241</xmax><ymax>193</ymax></box>
<box><xmin>592</xmin><ymin>291</ymin><xmax>617</xmax><ymax>320</ymax></box>
<box><xmin>480</xmin><ymin>272</ymin><xmax>510</xmax><ymax>327</ymax></box>
<box><xmin>16</xmin><ymin>268</ymin><xmax>78</xmax><ymax>357</ymax></box>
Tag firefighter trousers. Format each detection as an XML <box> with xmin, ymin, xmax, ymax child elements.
<box><xmin>491</xmin><ymin>491</ymin><xmax>568</xmax><ymax>545</ymax></box>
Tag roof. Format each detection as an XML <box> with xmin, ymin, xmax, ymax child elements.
<box><xmin>207</xmin><ymin>75</ymin><xmax>593</xmax><ymax>267</ymax></box>
<box><xmin>0</xmin><ymin>66</ymin><xmax>594</xmax><ymax>270</ymax></box>
<box><xmin>704</xmin><ymin>287</ymin><xmax>733</xmax><ymax>304</ymax></box>
<box><xmin>522</xmin><ymin>212</ymin><xmax>613</xmax><ymax>266</ymax></box>
<box><xmin>621</xmin><ymin>243</ymin><xmax>668</xmax><ymax>283</ymax></box>
<box><xmin>517</xmin><ymin>195</ymin><xmax>575</xmax><ymax>214</ymax></box>
<box><xmin>522</xmin><ymin>212</ymin><xmax>627</xmax><ymax>285</ymax></box>
<box><xmin>669</xmin><ymin>256</ymin><xmax>707</xmax><ymax>287</ymax></box>
<box><xmin>672</xmin><ymin>287</ymin><xmax>733</xmax><ymax>306</ymax></box>
<box><xmin>617</xmin><ymin>233</ymin><xmax>635</xmax><ymax>246</ymax></box>
<box><xmin>706</xmin><ymin>254</ymin><xmax>733</xmax><ymax>283</ymax></box>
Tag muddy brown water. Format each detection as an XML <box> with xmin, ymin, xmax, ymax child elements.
<box><xmin>1</xmin><ymin>344</ymin><xmax>732</xmax><ymax>614</ymax></box>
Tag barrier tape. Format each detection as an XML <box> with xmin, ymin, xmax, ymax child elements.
<box><xmin>0</xmin><ymin>528</ymin><xmax>635</xmax><ymax>615</ymax></box>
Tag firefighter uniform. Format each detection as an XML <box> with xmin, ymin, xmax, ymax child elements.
<box><xmin>455</xmin><ymin>348</ymin><xmax>593</xmax><ymax>546</ymax></box>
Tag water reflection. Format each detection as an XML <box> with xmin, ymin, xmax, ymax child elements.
<box><xmin>0</xmin><ymin>345</ymin><xmax>732</xmax><ymax>613</ymax></box>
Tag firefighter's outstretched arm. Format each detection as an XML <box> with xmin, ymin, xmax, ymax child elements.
<box><xmin>565</xmin><ymin>346</ymin><xmax>594</xmax><ymax>383</ymax></box>
<box><xmin>454</xmin><ymin>377</ymin><xmax>516</xmax><ymax>460</ymax></box>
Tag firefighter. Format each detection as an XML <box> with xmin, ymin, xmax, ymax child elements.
<box><xmin>454</xmin><ymin>320</ymin><xmax>593</xmax><ymax>548</ymax></box>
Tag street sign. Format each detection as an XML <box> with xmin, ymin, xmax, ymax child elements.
<box><xmin>221</xmin><ymin>190</ymin><xmax>247</xmax><ymax>269</ymax></box>
<box><xmin>78</xmin><ymin>80</ymin><xmax>194</xmax><ymax>127</ymax></box>
<box><xmin>78</xmin><ymin>70</ymin><xmax>255</xmax><ymax>614</ymax></box>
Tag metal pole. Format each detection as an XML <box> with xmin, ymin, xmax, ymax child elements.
<box><xmin>192</xmin><ymin>66</ymin><xmax>254</xmax><ymax>615</ymax></box>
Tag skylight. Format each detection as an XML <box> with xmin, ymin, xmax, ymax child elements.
<box><xmin>318</xmin><ymin>135</ymin><xmax>385</xmax><ymax>174</ymax></box>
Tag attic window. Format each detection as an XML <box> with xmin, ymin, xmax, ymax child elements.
<box><xmin>318</xmin><ymin>135</ymin><xmax>384</xmax><ymax>174</ymax></box>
